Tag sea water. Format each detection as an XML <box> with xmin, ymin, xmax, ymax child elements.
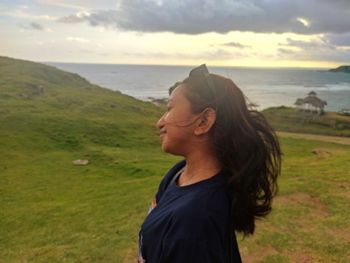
<box><xmin>48</xmin><ymin>63</ymin><xmax>350</xmax><ymax>112</ymax></box>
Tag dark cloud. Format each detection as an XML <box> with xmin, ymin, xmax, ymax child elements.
<box><xmin>222</xmin><ymin>42</ymin><xmax>251</xmax><ymax>49</ymax></box>
<box><xmin>277</xmin><ymin>37</ymin><xmax>350</xmax><ymax>62</ymax></box>
<box><xmin>324</xmin><ymin>33</ymin><xmax>350</xmax><ymax>47</ymax></box>
<box><xmin>30</xmin><ymin>22</ymin><xmax>44</xmax><ymax>30</ymax></box>
<box><xmin>279</xmin><ymin>38</ymin><xmax>336</xmax><ymax>50</ymax></box>
<box><xmin>21</xmin><ymin>22</ymin><xmax>45</xmax><ymax>31</ymax></box>
<box><xmin>299</xmin><ymin>48</ymin><xmax>350</xmax><ymax>62</ymax></box>
<box><xmin>277</xmin><ymin>48</ymin><xmax>296</xmax><ymax>55</ymax></box>
<box><xmin>57</xmin><ymin>0</ymin><xmax>350</xmax><ymax>35</ymax></box>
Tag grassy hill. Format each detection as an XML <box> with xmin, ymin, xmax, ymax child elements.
<box><xmin>329</xmin><ymin>65</ymin><xmax>350</xmax><ymax>73</ymax></box>
<box><xmin>1</xmin><ymin>56</ymin><xmax>349</xmax><ymax>262</ymax></box>
<box><xmin>0</xmin><ymin>56</ymin><xmax>182</xmax><ymax>262</ymax></box>
<box><xmin>263</xmin><ymin>106</ymin><xmax>350</xmax><ymax>137</ymax></box>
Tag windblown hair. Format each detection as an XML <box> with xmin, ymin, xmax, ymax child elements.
<box><xmin>170</xmin><ymin>74</ymin><xmax>282</xmax><ymax>236</ymax></box>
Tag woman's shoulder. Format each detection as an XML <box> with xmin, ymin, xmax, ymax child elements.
<box><xmin>154</xmin><ymin>159</ymin><xmax>186</xmax><ymax>202</ymax></box>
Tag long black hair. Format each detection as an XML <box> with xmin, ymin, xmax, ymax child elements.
<box><xmin>170</xmin><ymin>73</ymin><xmax>282</xmax><ymax>235</ymax></box>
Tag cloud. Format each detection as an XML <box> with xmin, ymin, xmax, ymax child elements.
<box><xmin>0</xmin><ymin>7</ymin><xmax>58</xmax><ymax>21</ymax></box>
<box><xmin>277</xmin><ymin>48</ymin><xmax>296</xmax><ymax>55</ymax></box>
<box><xmin>304</xmin><ymin>48</ymin><xmax>350</xmax><ymax>62</ymax></box>
<box><xmin>20</xmin><ymin>22</ymin><xmax>45</xmax><ymax>31</ymax></box>
<box><xmin>324</xmin><ymin>33</ymin><xmax>350</xmax><ymax>47</ymax></box>
<box><xmin>296</xmin><ymin>17</ymin><xmax>310</xmax><ymax>28</ymax></box>
<box><xmin>37</xmin><ymin>0</ymin><xmax>117</xmax><ymax>10</ymax></box>
<box><xmin>57</xmin><ymin>0</ymin><xmax>350</xmax><ymax>35</ymax></box>
<box><xmin>57</xmin><ymin>11</ymin><xmax>90</xmax><ymax>23</ymax></box>
<box><xmin>65</xmin><ymin>37</ymin><xmax>103</xmax><ymax>48</ymax></box>
<box><xmin>66</xmin><ymin>37</ymin><xmax>90</xmax><ymax>43</ymax></box>
<box><xmin>279</xmin><ymin>38</ymin><xmax>336</xmax><ymax>50</ymax></box>
<box><xmin>30</xmin><ymin>22</ymin><xmax>44</xmax><ymax>30</ymax></box>
<box><xmin>36</xmin><ymin>0</ymin><xmax>87</xmax><ymax>10</ymax></box>
<box><xmin>277</xmin><ymin>37</ymin><xmax>350</xmax><ymax>62</ymax></box>
<box><xmin>222</xmin><ymin>42</ymin><xmax>251</xmax><ymax>49</ymax></box>
<box><xmin>121</xmin><ymin>48</ymin><xmax>244</xmax><ymax>60</ymax></box>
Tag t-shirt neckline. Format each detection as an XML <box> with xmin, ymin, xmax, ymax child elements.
<box><xmin>170</xmin><ymin>164</ymin><xmax>225</xmax><ymax>191</ymax></box>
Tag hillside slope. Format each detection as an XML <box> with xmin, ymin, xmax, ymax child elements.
<box><xmin>0</xmin><ymin>56</ymin><xmax>165</xmax><ymax>150</ymax></box>
<box><xmin>329</xmin><ymin>65</ymin><xmax>350</xmax><ymax>73</ymax></box>
<box><xmin>0</xmin><ymin>56</ymin><xmax>180</xmax><ymax>262</ymax></box>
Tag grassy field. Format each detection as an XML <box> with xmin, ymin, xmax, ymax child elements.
<box><xmin>1</xmin><ymin>56</ymin><xmax>349</xmax><ymax>262</ymax></box>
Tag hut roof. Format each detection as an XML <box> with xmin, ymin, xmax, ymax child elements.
<box><xmin>303</xmin><ymin>95</ymin><xmax>327</xmax><ymax>108</ymax></box>
<box><xmin>294</xmin><ymin>98</ymin><xmax>305</xmax><ymax>105</ymax></box>
<box><xmin>308</xmin><ymin>91</ymin><xmax>317</xmax><ymax>96</ymax></box>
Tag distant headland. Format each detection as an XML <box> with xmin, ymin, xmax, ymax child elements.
<box><xmin>329</xmin><ymin>65</ymin><xmax>350</xmax><ymax>73</ymax></box>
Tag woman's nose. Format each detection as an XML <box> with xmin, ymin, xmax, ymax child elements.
<box><xmin>156</xmin><ymin>113</ymin><xmax>165</xmax><ymax>129</ymax></box>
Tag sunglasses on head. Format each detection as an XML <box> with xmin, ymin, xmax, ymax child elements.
<box><xmin>189</xmin><ymin>64</ymin><xmax>216</xmax><ymax>99</ymax></box>
<box><xmin>168</xmin><ymin>64</ymin><xmax>217</xmax><ymax>103</ymax></box>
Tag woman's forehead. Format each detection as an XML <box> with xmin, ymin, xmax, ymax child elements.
<box><xmin>169</xmin><ymin>84</ymin><xmax>186</xmax><ymax>102</ymax></box>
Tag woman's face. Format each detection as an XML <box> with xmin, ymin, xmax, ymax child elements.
<box><xmin>156</xmin><ymin>84</ymin><xmax>199</xmax><ymax>156</ymax></box>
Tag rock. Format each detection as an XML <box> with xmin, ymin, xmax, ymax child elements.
<box><xmin>73</xmin><ymin>159</ymin><xmax>89</xmax><ymax>165</ymax></box>
<box><xmin>311</xmin><ymin>148</ymin><xmax>332</xmax><ymax>158</ymax></box>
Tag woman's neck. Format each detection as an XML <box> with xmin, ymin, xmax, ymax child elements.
<box><xmin>178</xmin><ymin>148</ymin><xmax>222</xmax><ymax>186</ymax></box>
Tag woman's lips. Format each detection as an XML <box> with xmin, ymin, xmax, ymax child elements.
<box><xmin>159</xmin><ymin>131</ymin><xmax>166</xmax><ymax>138</ymax></box>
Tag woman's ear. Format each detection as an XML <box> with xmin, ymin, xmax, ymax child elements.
<box><xmin>194</xmin><ymin>107</ymin><xmax>216</xmax><ymax>136</ymax></box>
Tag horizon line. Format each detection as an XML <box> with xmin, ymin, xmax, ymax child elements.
<box><xmin>44</xmin><ymin>60</ymin><xmax>336</xmax><ymax>70</ymax></box>
<box><xmin>0</xmin><ymin>55</ymin><xmax>342</xmax><ymax>70</ymax></box>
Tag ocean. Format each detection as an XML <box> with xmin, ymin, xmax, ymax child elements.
<box><xmin>48</xmin><ymin>63</ymin><xmax>350</xmax><ymax>112</ymax></box>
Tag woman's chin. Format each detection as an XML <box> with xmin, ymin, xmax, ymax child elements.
<box><xmin>160</xmin><ymin>140</ymin><xmax>173</xmax><ymax>154</ymax></box>
<box><xmin>160</xmin><ymin>143</ymin><xmax>169</xmax><ymax>153</ymax></box>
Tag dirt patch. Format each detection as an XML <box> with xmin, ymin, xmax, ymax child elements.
<box><xmin>311</xmin><ymin>148</ymin><xmax>332</xmax><ymax>158</ymax></box>
<box><xmin>276</xmin><ymin>192</ymin><xmax>329</xmax><ymax>217</ymax></box>
<box><xmin>240</xmin><ymin>244</ymin><xmax>278</xmax><ymax>263</ymax></box>
<box><xmin>327</xmin><ymin>227</ymin><xmax>350</xmax><ymax>243</ymax></box>
<box><xmin>285</xmin><ymin>250</ymin><xmax>320</xmax><ymax>263</ymax></box>
<box><xmin>333</xmin><ymin>181</ymin><xmax>350</xmax><ymax>195</ymax></box>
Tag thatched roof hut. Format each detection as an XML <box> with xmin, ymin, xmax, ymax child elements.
<box><xmin>303</xmin><ymin>95</ymin><xmax>327</xmax><ymax>109</ymax></box>
<box><xmin>294</xmin><ymin>90</ymin><xmax>327</xmax><ymax>114</ymax></box>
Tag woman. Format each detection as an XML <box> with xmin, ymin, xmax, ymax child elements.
<box><xmin>138</xmin><ymin>64</ymin><xmax>282</xmax><ymax>262</ymax></box>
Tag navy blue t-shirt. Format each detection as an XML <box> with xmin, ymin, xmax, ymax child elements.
<box><xmin>138</xmin><ymin>160</ymin><xmax>242</xmax><ymax>262</ymax></box>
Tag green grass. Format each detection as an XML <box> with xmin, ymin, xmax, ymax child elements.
<box><xmin>237</xmin><ymin>137</ymin><xmax>350</xmax><ymax>263</ymax></box>
<box><xmin>1</xmin><ymin>56</ymin><xmax>349</xmax><ymax>262</ymax></box>
<box><xmin>263</xmin><ymin>106</ymin><xmax>350</xmax><ymax>137</ymax></box>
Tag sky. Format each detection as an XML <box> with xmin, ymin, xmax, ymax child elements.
<box><xmin>1</xmin><ymin>0</ymin><xmax>350</xmax><ymax>68</ymax></box>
